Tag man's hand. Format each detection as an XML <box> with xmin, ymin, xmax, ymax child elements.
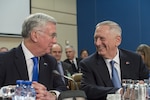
<box><xmin>32</xmin><ymin>81</ymin><xmax>56</xmax><ymax>100</ymax></box>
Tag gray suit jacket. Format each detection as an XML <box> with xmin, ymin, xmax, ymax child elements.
<box><xmin>61</xmin><ymin>61</ymin><xmax>73</xmax><ymax>76</ymax></box>
<box><xmin>80</xmin><ymin>49</ymin><xmax>149</xmax><ymax>100</ymax></box>
<box><xmin>58</xmin><ymin>61</ymin><xmax>73</xmax><ymax>85</ymax></box>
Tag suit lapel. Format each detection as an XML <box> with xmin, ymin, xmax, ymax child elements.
<box><xmin>38</xmin><ymin>56</ymin><xmax>50</xmax><ymax>82</ymax></box>
<box><xmin>119</xmin><ymin>50</ymin><xmax>132</xmax><ymax>80</ymax></box>
<box><xmin>96</xmin><ymin>54</ymin><xmax>113</xmax><ymax>86</ymax></box>
<box><xmin>14</xmin><ymin>45</ymin><xmax>29</xmax><ymax>80</ymax></box>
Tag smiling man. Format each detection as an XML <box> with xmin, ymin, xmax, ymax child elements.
<box><xmin>79</xmin><ymin>20</ymin><xmax>149</xmax><ymax>100</ymax></box>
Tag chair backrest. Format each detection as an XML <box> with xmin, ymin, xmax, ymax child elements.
<box><xmin>58</xmin><ymin>90</ymin><xmax>86</xmax><ymax>100</ymax></box>
<box><xmin>69</xmin><ymin>73</ymin><xmax>83</xmax><ymax>90</ymax></box>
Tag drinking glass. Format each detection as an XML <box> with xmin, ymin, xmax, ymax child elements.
<box><xmin>144</xmin><ymin>79</ymin><xmax>150</xmax><ymax>99</ymax></box>
<box><xmin>122</xmin><ymin>79</ymin><xmax>132</xmax><ymax>100</ymax></box>
<box><xmin>129</xmin><ymin>80</ymin><xmax>139</xmax><ymax>100</ymax></box>
<box><xmin>0</xmin><ymin>85</ymin><xmax>16</xmax><ymax>99</ymax></box>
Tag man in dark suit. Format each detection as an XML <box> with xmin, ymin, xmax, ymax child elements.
<box><xmin>50</xmin><ymin>43</ymin><xmax>73</xmax><ymax>86</ymax></box>
<box><xmin>80</xmin><ymin>20</ymin><xmax>149</xmax><ymax>100</ymax></box>
<box><xmin>64</xmin><ymin>45</ymin><xmax>80</xmax><ymax>73</ymax></box>
<box><xmin>0</xmin><ymin>13</ymin><xmax>67</xmax><ymax>100</ymax></box>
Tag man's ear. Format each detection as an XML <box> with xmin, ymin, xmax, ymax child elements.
<box><xmin>115</xmin><ymin>36</ymin><xmax>121</xmax><ymax>46</ymax></box>
<box><xmin>30</xmin><ymin>31</ymin><xmax>38</xmax><ymax>42</ymax></box>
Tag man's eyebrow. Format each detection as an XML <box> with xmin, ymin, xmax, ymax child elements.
<box><xmin>52</xmin><ymin>32</ymin><xmax>57</xmax><ymax>35</ymax></box>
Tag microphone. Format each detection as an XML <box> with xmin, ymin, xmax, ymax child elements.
<box><xmin>53</xmin><ymin>70</ymin><xmax>79</xmax><ymax>90</ymax></box>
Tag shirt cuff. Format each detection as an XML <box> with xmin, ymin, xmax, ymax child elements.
<box><xmin>115</xmin><ymin>88</ymin><xmax>122</xmax><ymax>94</ymax></box>
<box><xmin>49</xmin><ymin>90</ymin><xmax>60</xmax><ymax>98</ymax></box>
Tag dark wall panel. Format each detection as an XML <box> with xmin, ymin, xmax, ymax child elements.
<box><xmin>77</xmin><ymin>0</ymin><xmax>96</xmax><ymax>55</ymax></box>
<box><xmin>140</xmin><ymin>0</ymin><xmax>150</xmax><ymax>46</ymax></box>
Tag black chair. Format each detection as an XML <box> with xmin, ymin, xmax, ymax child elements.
<box><xmin>58</xmin><ymin>90</ymin><xmax>87</xmax><ymax>100</ymax></box>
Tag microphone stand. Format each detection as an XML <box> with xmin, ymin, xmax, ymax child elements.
<box><xmin>53</xmin><ymin>70</ymin><xmax>79</xmax><ymax>90</ymax></box>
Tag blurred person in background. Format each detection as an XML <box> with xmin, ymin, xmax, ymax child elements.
<box><xmin>79</xmin><ymin>49</ymin><xmax>89</xmax><ymax>62</ymax></box>
<box><xmin>0</xmin><ymin>47</ymin><xmax>9</xmax><ymax>52</ymax></box>
<box><xmin>64</xmin><ymin>45</ymin><xmax>80</xmax><ymax>73</ymax></box>
<box><xmin>50</xmin><ymin>43</ymin><xmax>73</xmax><ymax>86</ymax></box>
<box><xmin>136</xmin><ymin>44</ymin><xmax>150</xmax><ymax>70</ymax></box>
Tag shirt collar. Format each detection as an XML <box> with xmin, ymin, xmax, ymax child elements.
<box><xmin>104</xmin><ymin>49</ymin><xmax>120</xmax><ymax>64</ymax></box>
<box><xmin>21</xmin><ymin>41</ymin><xmax>34</xmax><ymax>60</ymax></box>
<box><xmin>70</xmin><ymin>58</ymin><xmax>76</xmax><ymax>62</ymax></box>
<box><xmin>113</xmin><ymin>49</ymin><xmax>120</xmax><ymax>64</ymax></box>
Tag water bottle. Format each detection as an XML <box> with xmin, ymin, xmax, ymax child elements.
<box><xmin>138</xmin><ymin>83</ymin><xmax>147</xmax><ymax>100</ymax></box>
<box><xmin>24</xmin><ymin>81</ymin><xmax>36</xmax><ymax>100</ymax></box>
<box><xmin>12</xmin><ymin>80</ymin><xmax>25</xmax><ymax>100</ymax></box>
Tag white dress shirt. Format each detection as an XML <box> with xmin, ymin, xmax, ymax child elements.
<box><xmin>104</xmin><ymin>49</ymin><xmax>121</xmax><ymax>82</ymax></box>
<box><xmin>21</xmin><ymin>41</ymin><xmax>39</xmax><ymax>81</ymax></box>
<box><xmin>70</xmin><ymin>58</ymin><xmax>78</xmax><ymax>70</ymax></box>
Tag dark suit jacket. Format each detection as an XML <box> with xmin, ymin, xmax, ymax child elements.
<box><xmin>0</xmin><ymin>45</ymin><xmax>67</xmax><ymax>91</ymax></box>
<box><xmin>80</xmin><ymin>49</ymin><xmax>149</xmax><ymax>100</ymax></box>
<box><xmin>64</xmin><ymin>58</ymin><xmax>80</xmax><ymax>73</ymax></box>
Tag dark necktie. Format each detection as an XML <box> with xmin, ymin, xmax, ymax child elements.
<box><xmin>110</xmin><ymin>60</ymin><xmax>121</xmax><ymax>88</ymax></box>
<box><xmin>32</xmin><ymin>57</ymin><xmax>38</xmax><ymax>81</ymax></box>
<box><xmin>71</xmin><ymin>60</ymin><xmax>78</xmax><ymax>72</ymax></box>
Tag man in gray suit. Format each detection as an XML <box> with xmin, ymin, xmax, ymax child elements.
<box><xmin>80</xmin><ymin>20</ymin><xmax>149</xmax><ymax>100</ymax></box>
<box><xmin>50</xmin><ymin>43</ymin><xmax>73</xmax><ymax>86</ymax></box>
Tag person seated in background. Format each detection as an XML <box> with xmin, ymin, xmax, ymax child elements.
<box><xmin>79</xmin><ymin>20</ymin><xmax>149</xmax><ymax>100</ymax></box>
<box><xmin>64</xmin><ymin>45</ymin><xmax>80</xmax><ymax>73</ymax></box>
<box><xmin>79</xmin><ymin>49</ymin><xmax>89</xmax><ymax>62</ymax></box>
<box><xmin>50</xmin><ymin>43</ymin><xmax>74</xmax><ymax>86</ymax></box>
<box><xmin>0</xmin><ymin>47</ymin><xmax>9</xmax><ymax>52</ymax></box>
<box><xmin>0</xmin><ymin>13</ymin><xmax>68</xmax><ymax>100</ymax></box>
<box><xmin>136</xmin><ymin>44</ymin><xmax>150</xmax><ymax>70</ymax></box>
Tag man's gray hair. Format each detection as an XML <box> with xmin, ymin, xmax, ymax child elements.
<box><xmin>21</xmin><ymin>13</ymin><xmax>57</xmax><ymax>38</ymax></box>
<box><xmin>65</xmin><ymin>45</ymin><xmax>75</xmax><ymax>51</ymax></box>
<box><xmin>96</xmin><ymin>20</ymin><xmax>122</xmax><ymax>36</ymax></box>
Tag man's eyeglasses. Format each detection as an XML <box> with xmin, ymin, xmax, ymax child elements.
<box><xmin>36</xmin><ymin>30</ymin><xmax>57</xmax><ymax>39</ymax></box>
